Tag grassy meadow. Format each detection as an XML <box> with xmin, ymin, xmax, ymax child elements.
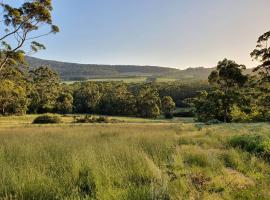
<box><xmin>63</xmin><ymin>77</ymin><xmax>178</xmax><ymax>84</ymax></box>
<box><xmin>0</xmin><ymin>118</ymin><xmax>270</xmax><ymax>199</ymax></box>
<box><xmin>0</xmin><ymin>115</ymin><xmax>194</xmax><ymax>128</ymax></box>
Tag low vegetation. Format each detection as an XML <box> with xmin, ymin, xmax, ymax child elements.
<box><xmin>229</xmin><ymin>134</ymin><xmax>270</xmax><ymax>162</ymax></box>
<box><xmin>0</xmin><ymin>123</ymin><xmax>270</xmax><ymax>199</ymax></box>
<box><xmin>32</xmin><ymin>114</ymin><xmax>62</xmax><ymax>124</ymax></box>
<box><xmin>73</xmin><ymin>115</ymin><xmax>116</xmax><ymax>124</ymax></box>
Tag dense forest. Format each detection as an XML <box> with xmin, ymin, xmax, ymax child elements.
<box><xmin>0</xmin><ymin>65</ymin><xmax>210</xmax><ymax>118</ymax></box>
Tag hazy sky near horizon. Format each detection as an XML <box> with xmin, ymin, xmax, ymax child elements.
<box><xmin>17</xmin><ymin>0</ymin><xmax>270</xmax><ymax>69</ymax></box>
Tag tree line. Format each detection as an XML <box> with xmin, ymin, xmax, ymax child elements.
<box><xmin>188</xmin><ymin>31</ymin><xmax>270</xmax><ymax>123</ymax></box>
<box><xmin>0</xmin><ymin>65</ymin><xmax>211</xmax><ymax>118</ymax></box>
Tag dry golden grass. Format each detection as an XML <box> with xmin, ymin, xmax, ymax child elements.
<box><xmin>0</xmin><ymin>121</ymin><xmax>269</xmax><ymax>199</ymax></box>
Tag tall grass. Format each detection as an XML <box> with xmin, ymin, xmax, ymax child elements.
<box><xmin>0</xmin><ymin>123</ymin><xmax>269</xmax><ymax>199</ymax></box>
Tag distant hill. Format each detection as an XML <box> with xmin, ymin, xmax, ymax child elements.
<box><xmin>25</xmin><ymin>57</ymin><xmax>179</xmax><ymax>81</ymax></box>
<box><xmin>161</xmin><ymin>67</ymin><xmax>215</xmax><ymax>80</ymax></box>
<box><xmin>25</xmin><ymin>57</ymin><xmax>254</xmax><ymax>81</ymax></box>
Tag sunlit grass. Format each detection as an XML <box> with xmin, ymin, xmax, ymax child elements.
<box><xmin>0</xmin><ymin>122</ymin><xmax>269</xmax><ymax>199</ymax></box>
<box><xmin>0</xmin><ymin>114</ymin><xmax>194</xmax><ymax>128</ymax></box>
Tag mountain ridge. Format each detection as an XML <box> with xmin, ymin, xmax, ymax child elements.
<box><xmin>25</xmin><ymin>56</ymin><xmax>253</xmax><ymax>81</ymax></box>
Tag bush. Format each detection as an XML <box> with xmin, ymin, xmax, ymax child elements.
<box><xmin>73</xmin><ymin>115</ymin><xmax>93</xmax><ymax>123</ymax></box>
<box><xmin>74</xmin><ymin>115</ymin><xmax>111</xmax><ymax>123</ymax></box>
<box><xmin>33</xmin><ymin>115</ymin><xmax>62</xmax><ymax>124</ymax></box>
<box><xmin>229</xmin><ymin>134</ymin><xmax>270</xmax><ymax>161</ymax></box>
<box><xmin>96</xmin><ymin>116</ymin><xmax>110</xmax><ymax>123</ymax></box>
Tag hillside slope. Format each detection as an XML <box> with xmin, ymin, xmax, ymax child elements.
<box><xmin>26</xmin><ymin>57</ymin><xmax>179</xmax><ymax>80</ymax></box>
<box><xmin>25</xmin><ymin>57</ymin><xmax>254</xmax><ymax>81</ymax></box>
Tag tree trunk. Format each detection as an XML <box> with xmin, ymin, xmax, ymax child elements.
<box><xmin>224</xmin><ymin>107</ymin><xmax>228</xmax><ymax>123</ymax></box>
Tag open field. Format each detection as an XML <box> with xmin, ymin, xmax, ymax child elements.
<box><xmin>63</xmin><ymin>77</ymin><xmax>147</xmax><ymax>84</ymax></box>
<box><xmin>0</xmin><ymin>120</ymin><xmax>270</xmax><ymax>199</ymax></box>
<box><xmin>63</xmin><ymin>77</ymin><xmax>178</xmax><ymax>84</ymax></box>
<box><xmin>0</xmin><ymin>115</ymin><xmax>194</xmax><ymax>128</ymax></box>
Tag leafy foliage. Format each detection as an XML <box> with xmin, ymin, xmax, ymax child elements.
<box><xmin>229</xmin><ymin>134</ymin><xmax>270</xmax><ymax>161</ymax></box>
<box><xmin>161</xmin><ymin>96</ymin><xmax>176</xmax><ymax>114</ymax></box>
<box><xmin>189</xmin><ymin>59</ymin><xmax>259</xmax><ymax>122</ymax></box>
<box><xmin>0</xmin><ymin>79</ymin><xmax>28</xmax><ymax>115</ymax></box>
<box><xmin>29</xmin><ymin>66</ymin><xmax>60</xmax><ymax>113</ymax></box>
<box><xmin>251</xmin><ymin>31</ymin><xmax>270</xmax><ymax>82</ymax></box>
<box><xmin>0</xmin><ymin>0</ymin><xmax>59</xmax><ymax>70</ymax></box>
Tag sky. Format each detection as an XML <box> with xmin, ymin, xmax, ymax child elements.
<box><xmin>13</xmin><ymin>0</ymin><xmax>270</xmax><ymax>69</ymax></box>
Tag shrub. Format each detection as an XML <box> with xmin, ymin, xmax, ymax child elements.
<box><xmin>95</xmin><ymin>116</ymin><xmax>109</xmax><ymax>123</ymax></box>
<box><xmin>32</xmin><ymin>114</ymin><xmax>62</xmax><ymax>124</ymax></box>
<box><xmin>74</xmin><ymin>115</ymin><xmax>111</xmax><ymax>123</ymax></box>
<box><xmin>73</xmin><ymin>115</ymin><xmax>94</xmax><ymax>123</ymax></box>
<box><xmin>229</xmin><ymin>134</ymin><xmax>270</xmax><ymax>161</ymax></box>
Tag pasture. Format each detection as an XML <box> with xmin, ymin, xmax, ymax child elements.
<box><xmin>63</xmin><ymin>77</ymin><xmax>178</xmax><ymax>84</ymax></box>
<box><xmin>0</xmin><ymin>118</ymin><xmax>269</xmax><ymax>199</ymax></box>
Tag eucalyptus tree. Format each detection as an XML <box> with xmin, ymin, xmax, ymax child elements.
<box><xmin>0</xmin><ymin>79</ymin><xmax>28</xmax><ymax>115</ymax></box>
<box><xmin>29</xmin><ymin>66</ymin><xmax>60</xmax><ymax>113</ymax></box>
<box><xmin>250</xmin><ymin>31</ymin><xmax>270</xmax><ymax>118</ymax></box>
<box><xmin>208</xmin><ymin>59</ymin><xmax>248</xmax><ymax>122</ymax></box>
<box><xmin>251</xmin><ymin>31</ymin><xmax>270</xmax><ymax>82</ymax></box>
<box><xmin>73</xmin><ymin>82</ymin><xmax>101</xmax><ymax>114</ymax></box>
<box><xmin>136</xmin><ymin>86</ymin><xmax>161</xmax><ymax>118</ymax></box>
<box><xmin>161</xmin><ymin>96</ymin><xmax>175</xmax><ymax>115</ymax></box>
<box><xmin>0</xmin><ymin>0</ymin><xmax>59</xmax><ymax>71</ymax></box>
<box><xmin>188</xmin><ymin>59</ymin><xmax>248</xmax><ymax>122</ymax></box>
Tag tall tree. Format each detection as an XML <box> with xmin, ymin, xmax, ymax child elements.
<box><xmin>55</xmin><ymin>85</ymin><xmax>73</xmax><ymax>114</ymax></box>
<box><xmin>0</xmin><ymin>79</ymin><xmax>28</xmax><ymax>115</ymax></box>
<box><xmin>249</xmin><ymin>31</ymin><xmax>270</xmax><ymax>121</ymax></box>
<box><xmin>29</xmin><ymin>66</ymin><xmax>60</xmax><ymax>113</ymax></box>
<box><xmin>73</xmin><ymin>82</ymin><xmax>101</xmax><ymax>114</ymax></box>
<box><xmin>251</xmin><ymin>31</ymin><xmax>270</xmax><ymax>82</ymax></box>
<box><xmin>0</xmin><ymin>0</ymin><xmax>59</xmax><ymax>71</ymax></box>
<box><xmin>189</xmin><ymin>59</ymin><xmax>248</xmax><ymax>122</ymax></box>
<box><xmin>98</xmin><ymin>83</ymin><xmax>135</xmax><ymax>116</ymax></box>
<box><xmin>136</xmin><ymin>86</ymin><xmax>161</xmax><ymax>118</ymax></box>
<box><xmin>161</xmin><ymin>96</ymin><xmax>175</xmax><ymax>115</ymax></box>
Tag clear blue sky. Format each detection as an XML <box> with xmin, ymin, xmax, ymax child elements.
<box><xmin>20</xmin><ymin>0</ymin><xmax>270</xmax><ymax>68</ymax></box>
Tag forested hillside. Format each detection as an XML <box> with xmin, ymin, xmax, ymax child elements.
<box><xmin>26</xmin><ymin>57</ymin><xmax>254</xmax><ymax>81</ymax></box>
<box><xmin>25</xmin><ymin>57</ymin><xmax>179</xmax><ymax>80</ymax></box>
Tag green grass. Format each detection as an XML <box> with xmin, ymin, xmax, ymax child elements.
<box><xmin>0</xmin><ymin>114</ymin><xmax>194</xmax><ymax>128</ymax></box>
<box><xmin>63</xmin><ymin>77</ymin><xmax>179</xmax><ymax>84</ymax></box>
<box><xmin>0</xmin><ymin>121</ymin><xmax>270</xmax><ymax>199</ymax></box>
<box><xmin>63</xmin><ymin>77</ymin><xmax>147</xmax><ymax>84</ymax></box>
